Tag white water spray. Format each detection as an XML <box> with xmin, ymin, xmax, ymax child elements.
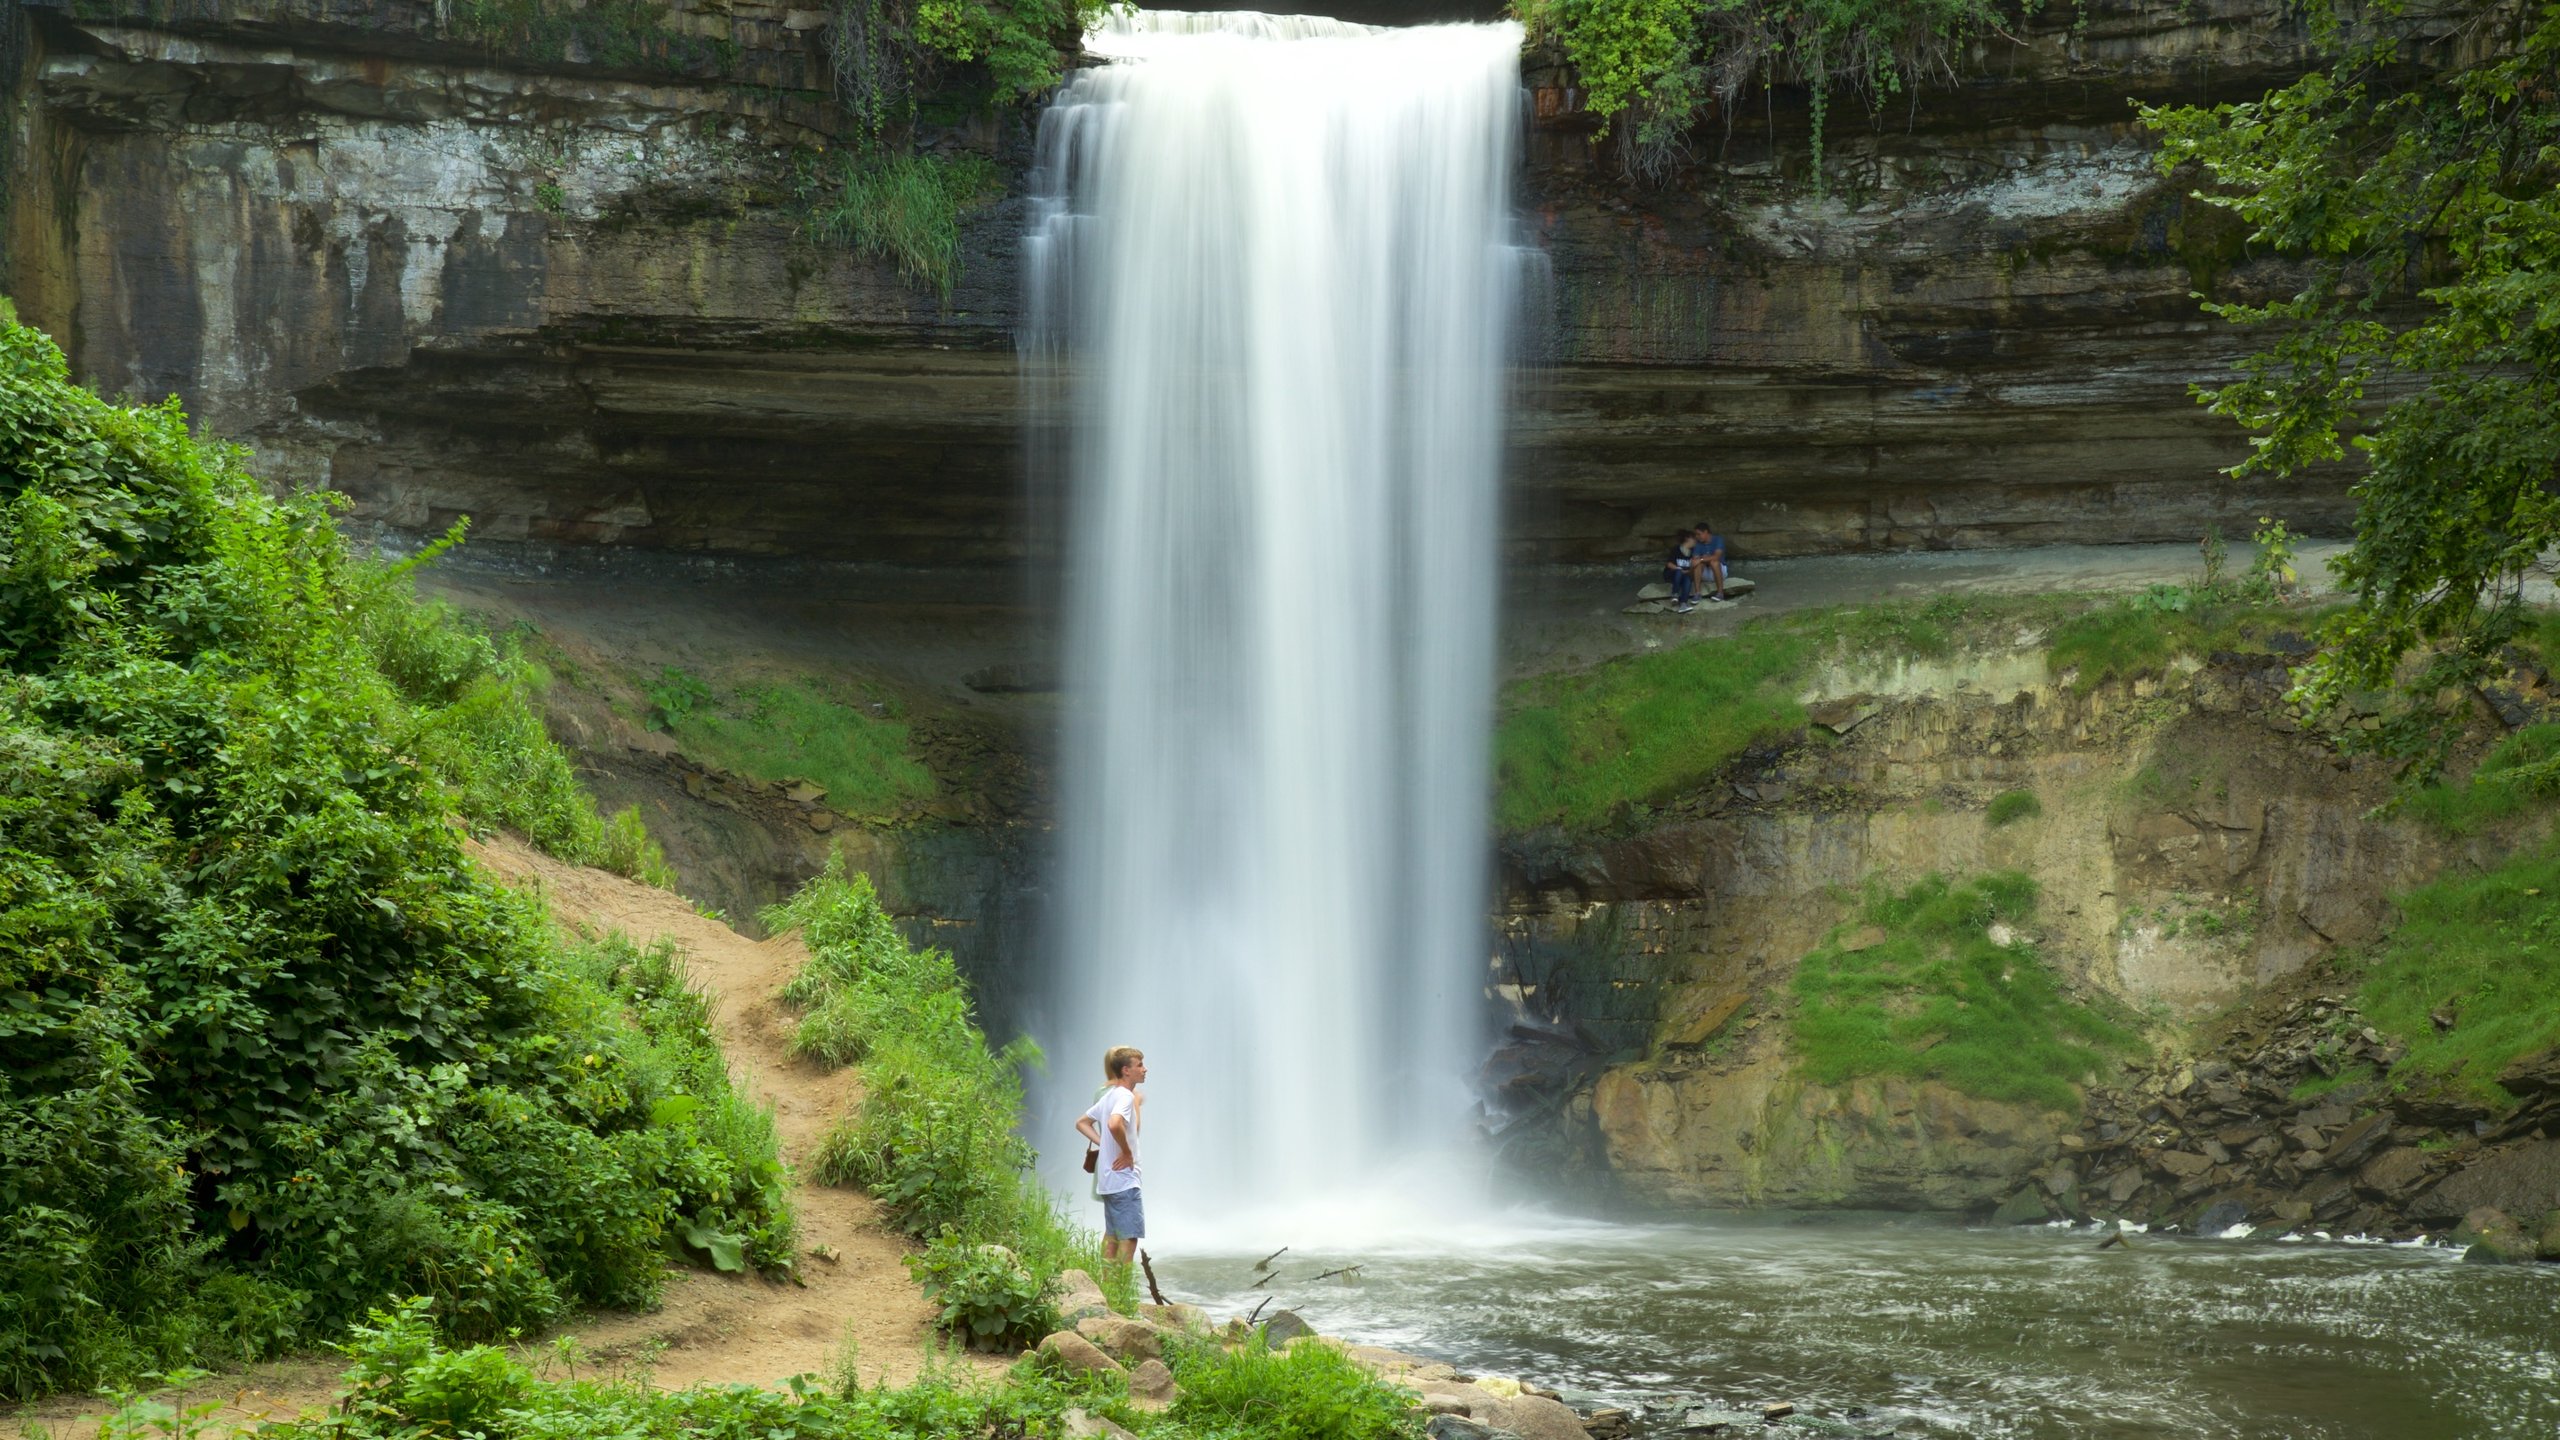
<box><xmin>1026</xmin><ymin>10</ymin><xmax>1525</xmax><ymax>1240</ymax></box>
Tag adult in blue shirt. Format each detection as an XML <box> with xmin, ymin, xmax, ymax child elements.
<box><xmin>1690</xmin><ymin>521</ymin><xmax>1731</xmax><ymax>604</ymax></box>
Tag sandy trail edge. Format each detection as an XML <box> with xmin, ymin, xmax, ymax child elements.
<box><xmin>8</xmin><ymin>834</ymin><xmax>984</xmax><ymax>1438</ymax></box>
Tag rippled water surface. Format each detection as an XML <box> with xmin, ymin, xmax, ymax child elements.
<box><xmin>1154</xmin><ymin>1215</ymin><xmax>2560</xmax><ymax>1438</ymax></box>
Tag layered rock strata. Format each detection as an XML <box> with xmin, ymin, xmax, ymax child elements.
<box><xmin>1495</xmin><ymin>640</ymin><xmax>2543</xmax><ymax>1212</ymax></box>
<box><xmin>0</xmin><ymin>0</ymin><xmax>2432</xmax><ymax>564</ymax></box>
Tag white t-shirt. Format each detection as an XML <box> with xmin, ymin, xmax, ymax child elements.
<box><xmin>1084</xmin><ymin>1086</ymin><xmax>1140</xmax><ymax>1194</ymax></box>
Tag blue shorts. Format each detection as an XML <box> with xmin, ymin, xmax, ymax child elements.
<box><xmin>1101</xmin><ymin>1187</ymin><xmax>1145</xmax><ymax>1240</ymax></box>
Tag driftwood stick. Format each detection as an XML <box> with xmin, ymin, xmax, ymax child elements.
<box><xmin>1139</xmin><ymin>1249</ymin><xmax>1169</xmax><ymax>1307</ymax></box>
<box><xmin>1249</xmin><ymin>1271</ymin><xmax>1277</xmax><ymax>1289</ymax></box>
<box><xmin>1305</xmin><ymin>1265</ymin><xmax>1363</xmax><ymax>1284</ymax></box>
<box><xmin>1244</xmin><ymin>1295</ymin><xmax>1273</xmax><ymax>1326</ymax></box>
<box><xmin>1254</xmin><ymin>1245</ymin><xmax>1289</xmax><ymax>1272</ymax></box>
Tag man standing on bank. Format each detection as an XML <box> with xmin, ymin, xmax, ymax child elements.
<box><xmin>1077</xmin><ymin>1046</ymin><xmax>1147</xmax><ymax>1262</ymax></box>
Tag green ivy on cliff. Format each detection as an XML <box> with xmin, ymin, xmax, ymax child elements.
<box><xmin>454</xmin><ymin>0</ymin><xmax>740</xmax><ymax>76</ymax></box>
<box><xmin>0</xmin><ymin>313</ymin><xmax>785</xmax><ymax>1397</ymax></box>
<box><xmin>2141</xmin><ymin>1</ymin><xmax>2560</xmax><ymax>784</ymax></box>
<box><xmin>1517</xmin><ymin>0</ymin><xmax>2027</xmax><ymax>181</ymax></box>
<box><xmin>824</xmin><ymin>0</ymin><xmax>1110</xmax><ymax>145</ymax></box>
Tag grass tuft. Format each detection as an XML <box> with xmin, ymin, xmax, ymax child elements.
<box><xmin>1986</xmin><ymin>789</ymin><xmax>2043</xmax><ymax>826</ymax></box>
<box><xmin>1789</xmin><ymin>874</ymin><xmax>2146</xmax><ymax>1111</ymax></box>
<box><xmin>802</xmin><ymin>150</ymin><xmax>998</xmax><ymax>300</ymax></box>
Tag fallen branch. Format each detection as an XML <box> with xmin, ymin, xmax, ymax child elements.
<box><xmin>1249</xmin><ymin>1271</ymin><xmax>1277</xmax><ymax>1289</ymax></box>
<box><xmin>1140</xmin><ymin>1248</ymin><xmax>1169</xmax><ymax>1307</ymax></box>
<box><xmin>1306</xmin><ymin>1265</ymin><xmax>1363</xmax><ymax>1283</ymax></box>
<box><xmin>1244</xmin><ymin>1295</ymin><xmax>1273</xmax><ymax>1326</ymax></box>
<box><xmin>1254</xmin><ymin>1245</ymin><xmax>1289</xmax><ymax>1272</ymax></box>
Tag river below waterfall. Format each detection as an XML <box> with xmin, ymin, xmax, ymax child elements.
<box><xmin>1153</xmin><ymin>1214</ymin><xmax>2560</xmax><ymax>1438</ymax></box>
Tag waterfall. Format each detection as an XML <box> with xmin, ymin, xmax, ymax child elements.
<box><xmin>1025</xmin><ymin>9</ymin><xmax>1526</xmax><ymax>1238</ymax></box>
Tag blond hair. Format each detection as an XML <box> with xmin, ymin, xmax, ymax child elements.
<box><xmin>1102</xmin><ymin>1045</ymin><xmax>1144</xmax><ymax>1082</ymax></box>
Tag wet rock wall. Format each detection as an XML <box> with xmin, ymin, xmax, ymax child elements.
<box><xmin>0</xmin><ymin>0</ymin><xmax>2414</xmax><ymax>565</ymax></box>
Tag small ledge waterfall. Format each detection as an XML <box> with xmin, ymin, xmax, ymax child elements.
<box><xmin>1026</xmin><ymin>9</ymin><xmax>1526</xmax><ymax>1236</ymax></box>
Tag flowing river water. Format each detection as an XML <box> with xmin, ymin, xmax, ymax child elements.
<box><xmin>1156</xmin><ymin>1216</ymin><xmax>2560</xmax><ymax>1438</ymax></box>
<box><xmin>1019</xmin><ymin>12</ymin><xmax>2560</xmax><ymax>1436</ymax></box>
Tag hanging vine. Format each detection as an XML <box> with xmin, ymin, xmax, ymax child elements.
<box><xmin>1519</xmin><ymin>0</ymin><xmax>2035</xmax><ymax>188</ymax></box>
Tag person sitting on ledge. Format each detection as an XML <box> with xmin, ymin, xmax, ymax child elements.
<box><xmin>1689</xmin><ymin>521</ymin><xmax>1732</xmax><ymax>604</ymax></box>
<box><xmin>1663</xmin><ymin>528</ymin><xmax>1701</xmax><ymax>612</ymax></box>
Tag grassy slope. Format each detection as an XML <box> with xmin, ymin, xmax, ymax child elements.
<box><xmin>1789</xmin><ymin>875</ymin><xmax>2147</xmax><ymax>1111</ymax></box>
<box><xmin>1496</xmin><ymin>589</ymin><xmax>2313</xmax><ymax>836</ymax></box>
<box><xmin>2355</xmin><ymin>841</ymin><xmax>2560</xmax><ymax>1108</ymax></box>
<box><xmin>644</xmin><ymin>665</ymin><xmax>938</xmax><ymax>821</ymax></box>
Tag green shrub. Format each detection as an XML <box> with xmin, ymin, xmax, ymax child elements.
<box><xmin>1517</xmin><ymin>0</ymin><xmax>2015</xmax><ymax>184</ymax></box>
<box><xmin>2358</xmin><ymin>840</ymin><xmax>2560</xmax><ymax>1109</ymax></box>
<box><xmin>1789</xmin><ymin>874</ymin><xmax>2145</xmax><ymax>1111</ymax></box>
<box><xmin>76</xmin><ymin>1303</ymin><xmax>1434</xmax><ymax>1440</ymax></box>
<box><xmin>1986</xmin><ymin>789</ymin><xmax>2042</xmax><ymax>826</ymax></box>
<box><xmin>367</xmin><ymin>588</ymin><xmax>674</xmax><ymax>886</ymax></box>
<box><xmin>1167</xmin><ymin>1336</ymin><xmax>1424</xmax><ymax>1440</ymax></box>
<box><xmin>907</xmin><ymin>1233</ymin><xmax>1060</xmax><ymax>1352</ymax></box>
<box><xmin>0</xmin><ymin>316</ymin><xmax>777</xmax><ymax>1396</ymax></box>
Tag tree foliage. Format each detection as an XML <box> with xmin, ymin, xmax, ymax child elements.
<box><xmin>0</xmin><ymin>315</ymin><xmax>784</xmax><ymax>1397</ymax></box>
<box><xmin>2143</xmin><ymin>2</ymin><xmax>2560</xmax><ymax>779</ymax></box>
<box><xmin>1518</xmin><ymin>0</ymin><xmax>2018</xmax><ymax>180</ymax></box>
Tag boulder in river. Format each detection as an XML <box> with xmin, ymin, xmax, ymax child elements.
<box><xmin>2454</xmin><ymin>1207</ymin><xmax>2534</xmax><ymax>1264</ymax></box>
<box><xmin>2194</xmin><ymin>1199</ymin><xmax>2251</xmax><ymax>1235</ymax></box>
<box><xmin>1990</xmin><ymin>1188</ymin><xmax>2052</xmax><ymax>1226</ymax></box>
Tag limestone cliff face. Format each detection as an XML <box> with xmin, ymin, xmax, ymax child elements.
<box><xmin>4</xmin><ymin>0</ymin><xmax>1029</xmax><ymax>561</ymax></box>
<box><xmin>2</xmin><ymin>0</ymin><xmax>2395</xmax><ymax>564</ymax></box>
<box><xmin>1495</xmin><ymin>645</ymin><xmax>2525</xmax><ymax>1212</ymax></box>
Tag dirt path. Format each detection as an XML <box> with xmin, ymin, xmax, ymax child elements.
<box><xmin>8</xmin><ymin>837</ymin><xmax>973</xmax><ymax>1438</ymax></box>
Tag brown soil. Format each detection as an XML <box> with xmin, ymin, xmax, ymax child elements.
<box><xmin>7</xmin><ymin>835</ymin><xmax>989</xmax><ymax>1439</ymax></box>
